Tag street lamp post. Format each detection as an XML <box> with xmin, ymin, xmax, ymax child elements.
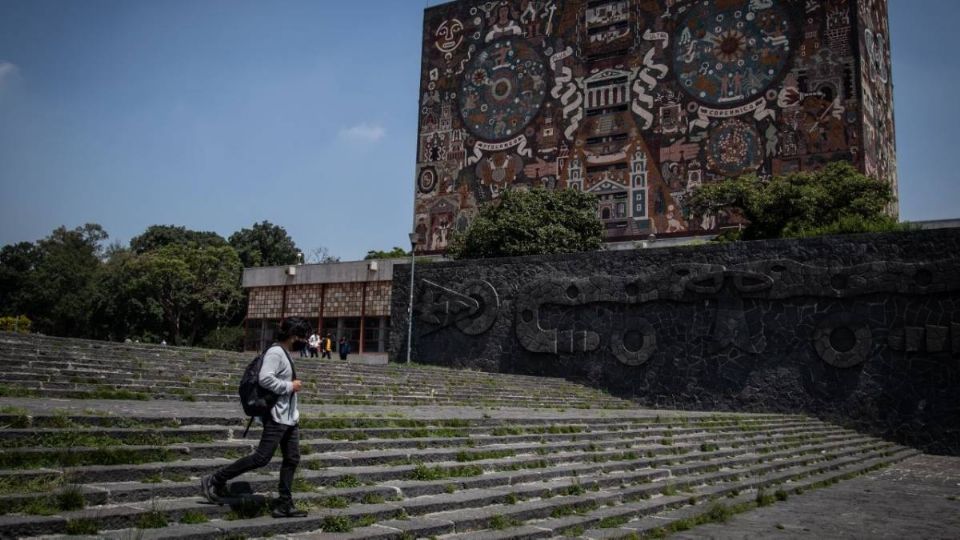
<box><xmin>406</xmin><ymin>232</ymin><xmax>418</xmax><ymax>365</ymax></box>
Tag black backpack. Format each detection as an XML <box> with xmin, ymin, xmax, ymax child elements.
<box><xmin>238</xmin><ymin>345</ymin><xmax>297</xmax><ymax>436</ymax></box>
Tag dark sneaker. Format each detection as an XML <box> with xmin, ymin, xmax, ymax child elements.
<box><xmin>200</xmin><ymin>475</ymin><xmax>228</xmax><ymax>504</ymax></box>
<box><xmin>272</xmin><ymin>501</ymin><xmax>308</xmax><ymax>518</ymax></box>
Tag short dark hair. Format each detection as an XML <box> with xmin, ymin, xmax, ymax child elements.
<box><xmin>276</xmin><ymin>317</ymin><xmax>312</xmax><ymax>341</ymax></box>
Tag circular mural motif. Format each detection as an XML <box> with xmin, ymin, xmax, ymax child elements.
<box><xmin>673</xmin><ymin>0</ymin><xmax>793</xmax><ymax>106</ymax></box>
<box><xmin>459</xmin><ymin>39</ymin><xmax>547</xmax><ymax>141</ymax></box>
<box><xmin>813</xmin><ymin>313</ymin><xmax>872</xmax><ymax>368</ymax></box>
<box><xmin>706</xmin><ymin>119</ymin><xmax>761</xmax><ymax>176</ymax></box>
<box><xmin>610</xmin><ymin>318</ymin><xmax>657</xmax><ymax>367</ymax></box>
<box><xmin>418</xmin><ymin>167</ymin><xmax>438</xmax><ymax>194</ymax></box>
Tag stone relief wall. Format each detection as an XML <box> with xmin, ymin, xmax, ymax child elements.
<box><xmin>414</xmin><ymin>0</ymin><xmax>897</xmax><ymax>253</ymax></box>
<box><xmin>390</xmin><ymin>229</ymin><xmax>960</xmax><ymax>455</ymax></box>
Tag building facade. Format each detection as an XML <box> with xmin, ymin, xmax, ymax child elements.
<box><xmin>413</xmin><ymin>0</ymin><xmax>896</xmax><ymax>252</ymax></box>
<box><xmin>243</xmin><ymin>259</ymin><xmax>405</xmax><ymax>355</ymax></box>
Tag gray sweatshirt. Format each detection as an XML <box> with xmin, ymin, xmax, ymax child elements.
<box><xmin>258</xmin><ymin>345</ymin><xmax>299</xmax><ymax>426</ymax></box>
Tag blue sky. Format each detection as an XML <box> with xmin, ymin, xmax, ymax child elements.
<box><xmin>0</xmin><ymin>0</ymin><xmax>956</xmax><ymax>261</ymax></box>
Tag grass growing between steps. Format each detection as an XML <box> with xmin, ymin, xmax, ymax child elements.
<box><xmin>320</xmin><ymin>514</ymin><xmax>377</xmax><ymax>533</ymax></box>
<box><xmin>137</xmin><ymin>509</ymin><xmax>169</xmax><ymax>529</ymax></box>
<box><xmin>409</xmin><ymin>463</ymin><xmax>483</xmax><ymax>480</ymax></box>
<box><xmin>0</xmin><ymin>483</ymin><xmax>86</xmax><ymax>516</ymax></box>
<box><xmin>319</xmin><ymin>496</ymin><xmax>350</xmax><ymax>508</ymax></box>
<box><xmin>361</xmin><ymin>492</ymin><xmax>385</xmax><ymax>504</ymax></box>
<box><xmin>0</xmin><ymin>385</ymin><xmax>40</xmax><ymax>398</ymax></box>
<box><xmin>76</xmin><ymin>387</ymin><xmax>151</xmax><ymax>401</ymax></box>
<box><xmin>179</xmin><ymin>511</ymin><xmax>209</xmax><ymax>524</ymax></box>
<box><xmin>455</xmin><ymin>449</ymin><xmax>515</xmax><ymax>462</ymax></box>
<box><xmin>332</xmin><ymin>475</ymin><xmax>362</xmax><ymax>488</ymax></box>
<box><xmin>65</xmin><ymin>518</ymin><xmax>99</xmax><ymax>535</ymax></box>
<box><xmin>0</xmin><ymin>413</ymin><xmax>183</xmax><ymax>430</ymax></box>
<box><xmin>489</xmin><ymin>514</ymin><xmax>524</xmax><ymax>529</ymax></box>
<box><xmin>0</xmin><ymin>472</ymin><xmax>62</xmax><ymax>495</ymax></box>
<box><xmin>0</xmin><ymin>447</ymin><xmax>177</xmax><ymax>469</ymax></box>
<box><xmin>597</xmin><ymin>515</ymin><xmax>631</xmax><ymax>528</ymax></box>
<box><xmin>644</xmin><ymin>502</ymin><xmax>753</xmax><ymax>538</ymax></box>
<box><xmin>0</xmin><ymin>431</ymin><xmax>214</xmax><ymax>449</ymax></box>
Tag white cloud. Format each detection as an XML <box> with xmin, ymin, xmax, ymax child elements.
<box><xmin>339</xmin><ymin>122</ymin><xmax>386</xmax><ymax>143</ymax></box>
<box><xmin>0</xmin><ymin>61</ymin><xmax>19</xmax><ymax>89</ymax></box>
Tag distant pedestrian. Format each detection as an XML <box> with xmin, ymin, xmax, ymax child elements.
<box><xmin>307</xmin><ymin>332</ymin><xmax>320</xmax><ymax>358</ymax></box>
<box><xmin>338</xmin><ymin>337</ymin><xmax>351</xmax><ymax>361</ymax></box>
<box><xmin>201</xmin><ymin>317</ymin><xmax>309</xmax><ymax>518</ymax></box>
<box><xmin>321</xmin><ymin>334</ymin><xmax>333</xmax><ymax>360</ymax></box>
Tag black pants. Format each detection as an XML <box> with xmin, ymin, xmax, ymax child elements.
<box><xmin>321</xmin><ymin>350</ymin><xmax>331</xmax><ymax>359</ymax></box>
<box><xmin>212</xmin><ymin>417</ymin><xmax>300</xmax><ymax>503</ymax></box>
<box><xmin>308</xmin><ymin>347</ymin><xmax>318</xmax><ymax>358</ymax></box>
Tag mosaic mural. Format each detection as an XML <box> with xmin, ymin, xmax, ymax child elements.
<box><xmin>414</xmin><ymin>0</ymin><xmax>896</xmax><ymax>251</ymax></box>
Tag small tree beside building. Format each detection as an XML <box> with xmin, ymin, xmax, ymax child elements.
<box><xmin>448</xmin><ymin>188</ymin><xmax>603</xmax><ymax>259</ymax></box>
<box><xmin>687</xmin><ymin>162</ymin><xmax>902</xmax><ymax>241</ymax></box>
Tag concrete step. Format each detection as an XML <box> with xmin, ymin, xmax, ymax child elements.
<box><xmin>3</xmin><ymin>437</ymin><xmax>908</xmax><ymax>538</ymax></box>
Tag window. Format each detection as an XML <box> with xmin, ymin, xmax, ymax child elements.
<box><xmin>342</xmin><ymin>317</ymin><xmax>362</xmax><ymax>355</ymax></box>
<box><xmin>320</xmin><ymin>318</ymin><xmax>338</xmax><ymax>339</ymax></box>
<box><xmin>364</xmin><ymin>317</ymin><xmax>382</xmax><ymax>353</ymax></box>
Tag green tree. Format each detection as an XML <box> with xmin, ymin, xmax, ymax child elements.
<box><xmin>122</xmin><ymin>244</ymin><xmax>243</xmax><ymax>345</ymax></box>
<box><xmin>130</xmin><ymin>225</ymin><xmax>226</xmax><ymax>254</ymax></box>
<box><xmin>87</xmin><ymin>246</ymin><xmax>141</xmax><ymax>342</ymax></box>
<box><xmin>364</xmin><ymin>247</ymin><xmax>409</xmax><ymax>260</ymax></box>
<box><xmin>228</xmin><ymin>221</ymin><xmax>301</xmax><ymax>268</ymax></box>
<box><xmin>24</xmin><ymin>224</ymin><xmax>108</xmax><ymax>336</ymax></box>
<box><xmin>687</xmin><ymin>162</ymin><xmax>900</xmax><ymax>241</ymax></box>
<box><xmin>0</xmin><ymin>241</ymin><xmax>40</xmax><ymax>316</ymax></box>
<box><xmin>448</xmin><ymin>188</ymin><xmax>603</xmax><ymax>259</ymax></box>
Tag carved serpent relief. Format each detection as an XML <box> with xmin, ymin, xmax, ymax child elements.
<box><xmin>416</xmin><ymin>279</ymin><xmax>500</xmax><ymax>336</ymax></box>
<box><xmin>413</xmin><ymin>259</ymin><xmax>960</xmax><ymax>368</ymax></box>
<box><xmin>513</xmin><ymin>258</ymin><xmax>960</xmax><ymax>367</ymax></box>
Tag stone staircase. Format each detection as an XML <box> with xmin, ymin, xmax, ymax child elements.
<box><xmin>0</xmin><ymin>333</ymin><xmax>631</xmax><ymax>409</ymax></box>
<box><xmin>0</xmin><ymin>333</ymin><xmax>921</xmax><ymax>539</ymax></box>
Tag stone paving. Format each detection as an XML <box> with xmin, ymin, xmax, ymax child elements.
<box><xmin>672</xmin><ymin>454</ymin><xmax>960</xmax><ymax>539</ymax></box>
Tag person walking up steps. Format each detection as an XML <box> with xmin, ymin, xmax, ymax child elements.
<box><xmin>307</xmin><ymin>331</ymin><xmax>320</xmax><ymax>358</ymax></box>
<box><xmin>338</xmin><ymin>336</ymin><xmax>351</xmax><ymax>361</ymax></box>
<box><xmin>321</xmin><ymin>333</ymin><xmax>333</xmax><ymax>360</ymax></box>
<box><xmin>201</xmin><ymin>317</ymin><xmax>310</xmax><ymax>518</ymax></box>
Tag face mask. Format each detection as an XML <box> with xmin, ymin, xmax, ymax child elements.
<box><xmin>291</xmin><ymin>339</ymin><xmax>307</xmax><ymax>352</ymax></box>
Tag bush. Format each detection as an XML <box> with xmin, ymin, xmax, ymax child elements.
<box><xmin>447</xmin><ymin>188</ymin><xmax>602</xmax><ymax>259</ymax></box>
<box><xmin>792</xmin><ymin>214</ymin><xmax>914</xmax><ymax>238</ymax></box>
<box><xmin>0</xmin><ymin>315</ymin><xmax>31</xmax><ymax>333</ymax></box>
<box><xmin>688</xmin><ymin>162</ymin><xmax>900</xmax><ymax>241</ymax></box>
<box><xmin>200</xmin><ymin>326</ymin><xmax>245</xmax><ymax>351</ymax></box>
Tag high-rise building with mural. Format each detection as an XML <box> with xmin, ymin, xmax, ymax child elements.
<box><xmin>413</xmin><ymin>0</ymin><xmax>896</xmax><ymax>252</ymax></box>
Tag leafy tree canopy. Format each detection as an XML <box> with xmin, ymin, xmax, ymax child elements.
<box><xmin>25</xmin><ymin>224</ymin><xmax>109</xmax><ymax>336</ymax></box>
<box><xmin>0</xmin><ymin>242</ymin><xmax>41</xmax><ymax>316</ymax></box>
<box><xmin>364</xmin><ymin>247</ymin><xmax>409</xmax><ymax>260</ymax></box>
<box><xmin>228</xmin><ymin>221</ymin><xmax>301</xmax><ymax>268</ymax></box>
<box><xmin>686</xmin><ymin>162</ymin><xmax>900</xmax><ymax>241</ymax></box>
<box><xmin>130</xmin><ymin>225</ymin><xmax>226</xmax><ymax>254</ymax></box>
<box><xmin>109</xmin><ymin>243</ymin><xmax>243</xmax><ymax>345</ymax></box>
<box><xmin>448</xmin><ymin>188</ymin><xmax>603</xmax><ymax>259</ymax></box>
